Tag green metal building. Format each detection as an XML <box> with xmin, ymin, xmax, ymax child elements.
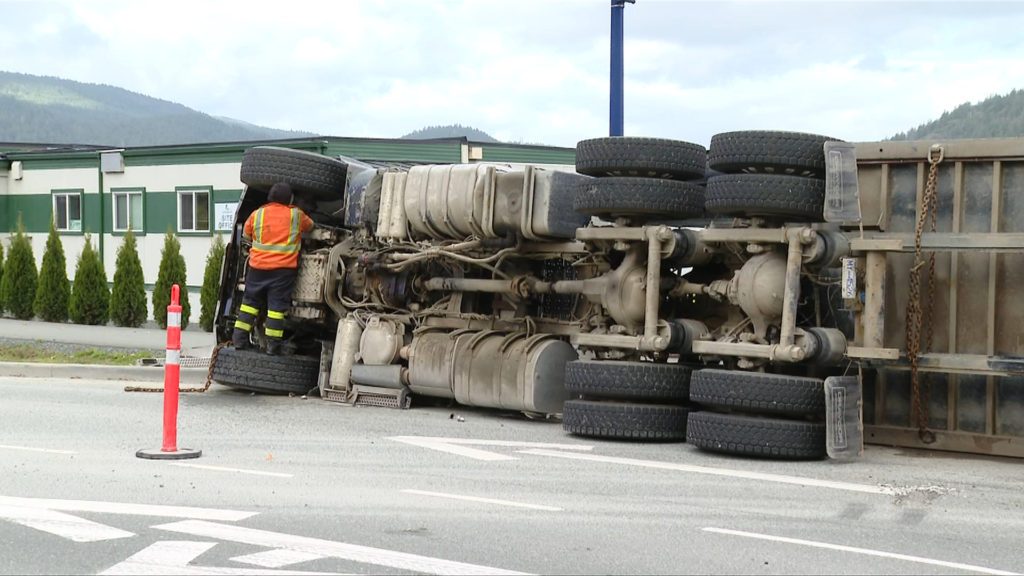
<box><xmin>0</xmin><ymin>136</ymin><xmax>575</xmax><ymax>324</ymax></box>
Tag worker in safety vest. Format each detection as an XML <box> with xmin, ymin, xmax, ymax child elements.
<box><xmin>232</xmin><ymin>182</ymin><xmax>314</xmax><ymax>355</ymax></box>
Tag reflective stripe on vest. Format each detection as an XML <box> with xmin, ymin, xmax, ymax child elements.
<box><xmin>252</xmin><ymin>207</ymin><xmax>301</xmax><ymax>254</ymax></box>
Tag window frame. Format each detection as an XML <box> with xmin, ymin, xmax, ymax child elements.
<box><xmin>111</xmin><ymin>187</ymin><xmax>145</xmax><ymax>235</ymax></box>
<box><xmin>176</xmin><ymin>186</ymin><xmax>213</xmax><ymax>235</ymax></box>
<box><xmin>52</xmin><ymin>189</ymin><xmax>84</xmax><ymax>234</ymax></box>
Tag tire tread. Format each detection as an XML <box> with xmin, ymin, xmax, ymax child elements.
<box><xmin>563</xmin><ymin>400</ymin><xmax>689</xmax><ymax>441</ymax></box>
<box><xmin>576</xmin><ymin>137</ymin><xmax>707</xmax><ymax>180</ymax></box>
<box><xmin>686</xmin><ymin>411</ymin><xmax>826</xmax><ymax>459</ymax></box>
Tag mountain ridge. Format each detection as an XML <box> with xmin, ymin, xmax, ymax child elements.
<box><xmin>4</xmin><ymin>71</ymin><xmax>1022</xmax><ymax>148</ymax></box>
<box><xmin>0</xmin><ymin>71</ymin><xmax>316</xmax><ymax>147</ymax></box>
<box><xmin>0</xmin><ymin>71</ymin><xmax>501</xmax><ymax>148</ymax></box>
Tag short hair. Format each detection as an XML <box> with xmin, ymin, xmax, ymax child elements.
<box><xmin>267</xmin><ymin>182</ymin><xmax>293</xmax><ymax>204</ymax></box>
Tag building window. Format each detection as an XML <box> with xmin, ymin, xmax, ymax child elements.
<box><xmin>178</xmin><ymin>188</ymin><xmax>211</xmax><ymax>233</ymax></box>
<box><xmin>53</xmin><ymin>191</ymin><xmax>83</xmax><ymax>232</ymax></box>
<box><xmin>113</xmin><ymin>190</ymin><xmax>144</xmax><ymax>232</ymax></box>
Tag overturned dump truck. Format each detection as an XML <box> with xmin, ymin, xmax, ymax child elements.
<box><xmin>212</xmin><ymin>134</ymin><xmax>1024</xmax><ymax>460</ymax></box>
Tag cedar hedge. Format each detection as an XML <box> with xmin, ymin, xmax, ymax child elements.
<box><xmin>199</xmin><ymin>234</ymin><xmax>225</xmax><ymax>332</ymax></box>
<box><xmin>110</xmin><ymin>229</ymin><xmax>148</xmax><ymax>327</ymax></box>
<box><xmin>69</xmin><ymin>234</ymin><xmax>110</xmax><ymax>325</ymax></box>
<box><xmin>35</xmin><ymin>222</ymin><xmax>71</xmax><ymax>322</ymax></box>
<box><xmin>2</xmin><ymin>216</ymin><xmax>38</xmax><ymax>320</ymax></box>
<box><xmin>153</xmin><ymin>230</ymin><xmax>190</xmax><ymax>329</ymax></box>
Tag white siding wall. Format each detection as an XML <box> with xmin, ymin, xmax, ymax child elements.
<box><xmin>0</xmin><ymin>161</ymin><xmax>244</xmax><ymax>325</ymax></box>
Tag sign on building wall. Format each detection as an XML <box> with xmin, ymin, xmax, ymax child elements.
<box><xmin>215</xmin><ymin>202</ymin><xmax>238</xmax><ymax>232</ymax></box>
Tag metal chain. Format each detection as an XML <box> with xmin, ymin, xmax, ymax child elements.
<box><xmin>188</xmin><ymin>341</ymin><xmax>231</xmax><ymax>393</ymax></box>
<box><xmin>905</xmin><ymin>144</ymin><xmax>942</xmax><ymax>443</ymax></box>
<box><xmin>124</xmin><ymin>341</ymin><xmax>231</xmax><ymax>394</ymax></box>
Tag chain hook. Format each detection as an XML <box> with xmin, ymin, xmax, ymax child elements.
<box><xmin>905</xmin><ymin>147</ymin><xmax>943</xmax><ymax>443</ymax></box>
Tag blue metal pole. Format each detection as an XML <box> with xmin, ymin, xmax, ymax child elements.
<box><xmin>609</xmin><ymin>0</ymin><xmax>634</xmax><ymax>137</ymax></box>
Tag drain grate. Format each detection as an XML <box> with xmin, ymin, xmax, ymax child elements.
<box><xmin>135</xmin><ymin>356</ymin><xmax>211</xmax><ymax>368</ymax></box>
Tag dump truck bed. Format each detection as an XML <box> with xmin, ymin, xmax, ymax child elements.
<box><xmin>851</xmin><ymin>138</ymin><xmax>1024</xmax><ymax>457</ymax></box>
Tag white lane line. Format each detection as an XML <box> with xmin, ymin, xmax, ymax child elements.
<box><xmin>0</xmin><ymin>495</ymin><xmax>256</xmax><ymax>521</ymax></box>
<box><xmin>0</xmin><ymin>444</ymin><xmax>76</xmax><ymax>455</ymax></box>
<box><xmin>402</xmin><ymin>489</ymin><xmax>562</xmax><ymax>512</ymax></box>
<box><xmin>703</xmin><ymin>528</ymin><xmax>1021</xmax><ymax>576</ymax></box>
<box><xmin>520</xmin><ymin>449</ymin><xmax>894</xmax><ymax>496</ymax></box>
<box><xmin>168</xmin><ymin>462</ymin><xmax>293</xmax><ymax>478</ymax></box>
<box><xmin>101</xmin><ymin>540</ymin><xmax>332</xmax><ymax>575</ymax></box>
<box><xmin>231</xmin><ymin>549</ymin><xmax>329</xmax><ymax>569</ymax></box>
<box><xmin>389</xmin><ymin>436</ymin><xmax>593</xmax><ymax>462</ymax></box>
<box><xmin>0</xmin><ymin>505</ymin><xmax>134</xmax><ymax>542</ymax></box>
<box><xmin>156</xmin><ymin>520</ymin><xmax>532</xmax><ymax>576</ymax></box>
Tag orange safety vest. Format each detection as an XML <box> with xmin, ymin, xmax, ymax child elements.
<box><xmin>243</xmin><ymin>202</ymin><xmax>313</xmax><ymax>270</ymax></box>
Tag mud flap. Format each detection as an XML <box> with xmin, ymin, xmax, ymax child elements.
<box><xmin>823</xmin><ymin>141</ymin><xmax>861</xmax><ymax>223</ymax></box>
<box><xmin>824</xmin><ymin>376</ymin><xmax>863</xmax><ymax>458</ymax></box>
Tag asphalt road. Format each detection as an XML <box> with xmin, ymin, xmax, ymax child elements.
<box><xmin>1</xmin><ymin>376</ymin><xmax>1022</xmax><ymax>575</ymax></box>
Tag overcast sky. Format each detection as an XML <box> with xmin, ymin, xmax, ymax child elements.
<box><xmin>3</xmin><ymin>0</ymin><xmax>1024</xmax><ymax>148</ymax></box>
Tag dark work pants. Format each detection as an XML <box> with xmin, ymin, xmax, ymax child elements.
<box><xmin>232</xmin><ymin>266</ymin><xmax>298</xmax><ymax>352</ymax></box>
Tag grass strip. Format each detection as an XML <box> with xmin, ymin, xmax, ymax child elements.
<box><xmin>0</xmin><ymin>342</ymin><xmax>156</xmax><ymax>366</ymax></box>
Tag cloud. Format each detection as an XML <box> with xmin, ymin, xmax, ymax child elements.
<box><xmin>2</xmin><ymin>0</ymin><xmax>1024</xmax><ymax>147</ymax></box>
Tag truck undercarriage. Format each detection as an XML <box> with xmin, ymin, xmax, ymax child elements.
<box><xmin>213</xmin><ymin>134</ymin><xmax>1024</xmax><ymax>461</ymax></box>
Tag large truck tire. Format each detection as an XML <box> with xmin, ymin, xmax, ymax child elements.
<box><xmin>707</xmin><ymin>130</ymin><xmax>835</xmax><ymax>178</ymax></box>
<box><xmin>575</xmin><ymin>137</ymin><xmax>707</xmax><ymax>180</ymax></box>
<box><xmin>565</xmin><ymin>360</ymin><xmax>692</xmax><ymax>403</ymax></box>
<box><xmin>211</xmin><ymin>347</ymin><xmax>319</xmax><ymax>395</ymax></box>
<box><xmin>689</xmin><ymin>369</ymin><xmax>825</xmax><ymax>418</ymax></box>
<box><xmin>686</xmin><ymin>411</ymin><xmax>826</xmax><ymax>460</ymax></box>
<box><xmin>240</xmin><ymin>146</ymin><xmax>349</xmax><ymax>200</ymax></box>
<box><xmin>705</xmin><ymin>173</ymin><xmax>824</xmax><ymax>221</ymax></box>
<box><xmin>573</xmin><ymin>177</ymin><xmax>705</xmax><ymax>219</ymax></box>
<box><xmin>563</xmin><ymin>400</ymin><xmax>689</xmax><ymax>441</ymax></box>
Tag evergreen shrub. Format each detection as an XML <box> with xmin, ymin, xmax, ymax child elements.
<box><xmin>199</xmin><ymin>234</ymin><xmax>225</xmax><ymax>332</ymax></box>
<box><xmin>153</xmin><ymin>230</ymin><xmax>190</xmax><ymax>329</ymax></box>
<box><xmin>110</xmin><ymin>229</ymin><xmax>148</xmax><ymax>327</ymax></box>
<box><xmin>0</xmin><ymin>242</ymin><xmax>5</xmax><ymax>313</ymax></box>
<box><xmin>2</xmin><ymin>217</ymin><xmax>38</xmax><ymax>320</ymax></box>
<box><xmin>34</xmin><ymin>222</ymin><xmax>71</xmax><ymax>322</ymax></box>
<box><xmin>69</xmin><ymin>234</ymin><xmax>110</xmax><ymax>325</ymax></box>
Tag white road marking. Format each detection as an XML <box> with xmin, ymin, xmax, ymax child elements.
<box><xmin>0</xmin><ymin>495</ymin><xmax>256</xmax><ymax>521</ymax></box>
<box><xmin>0</xmin><ymin>444</ymin><xmax>76</xmax><ymax>455</ymax></box>
<box><xmin>519</xmin><ymin>449</ymin><xmax>895</xmax><ymax>496</ymax></box>
<box><xmin>168</xmin><ymin>462</ymin><xmax>294</xmax><ymax>478</ymax></box>
<box><xmin>0</xmin><ymin>505</ymin><xmax>134</xmax><ymax>542</ymax></box>
<box><xmin>232</xmin><ymin>549</ymin><xmax>329</xmax><ymax>569</ymax></box>
<box><xmin>703</xmin><ymin>528</ymin><xmax>1021</xmax><ymax>576</ymax></box>
<box><xmin>388</xmin><ymin>436</ymin><xmax>593</xmax><ymax>462</ymax></box>
<box><xmin>402</xmin><ymin>489</ymin><xmax>562</xmax><ymax>512</ymax></box>
<box><xmin>100</xmin><ymin>541</ymin><xmax>332</xmax><ymax>575</ymax></box>
<box><xmin>156</xmin><ymin>520</ymin><xmax>532</xmax><ymax>576</ymax></box>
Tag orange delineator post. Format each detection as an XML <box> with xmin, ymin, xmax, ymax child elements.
<box><xmin>137</xmin><ymin>284</ymin><xmax>201</xmax><ymax>460</ymax></box>
<box><xmin>162</xmin><ymin>284</ymin><xmax>182</xmax><ymax>452</ymax></box>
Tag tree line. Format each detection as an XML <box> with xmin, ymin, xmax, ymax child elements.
<box><xmin>0</xmin><ymin>71</ymin><xmax>313</xmax><ymax>147</ymax></box>
<box><xmin>401</xmin><ymin>123</ymin><xmax>499</xmax><ymax>142</ymax></box>
<box><xmin>890</xmin><ymin>89</ymin><xmax>1024</xmax><ymax>141</ymax></box>
<box><xmin>0</xmin><ymin>96</ymin><xmax>311</xmax><ymax>147</ymax></box>
<box><xmin>0</xmin><ymin>216</ymin><xmax>225</xmax><ymax>331</ymax></box>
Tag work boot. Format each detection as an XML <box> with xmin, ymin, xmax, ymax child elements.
<box><xmin>266</xmin><ymin>340</ymin><xmax>282</xmax><ymax>356</ymax></box>
<box><xmin>232</xmin><ymin>329</ymin><xmax>252</xmax><ymax>350</ymax></box>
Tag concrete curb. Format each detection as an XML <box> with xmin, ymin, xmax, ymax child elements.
<box><xmin>0</xmin><ymin>362</ymin><xmax>211</xmax><ymax>383</ymax></box>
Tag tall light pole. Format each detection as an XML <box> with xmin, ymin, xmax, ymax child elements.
<box><xmin>610</xmin><ymin>0</ymin><xmax>635</xmax><ymax>137</ymax></box>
